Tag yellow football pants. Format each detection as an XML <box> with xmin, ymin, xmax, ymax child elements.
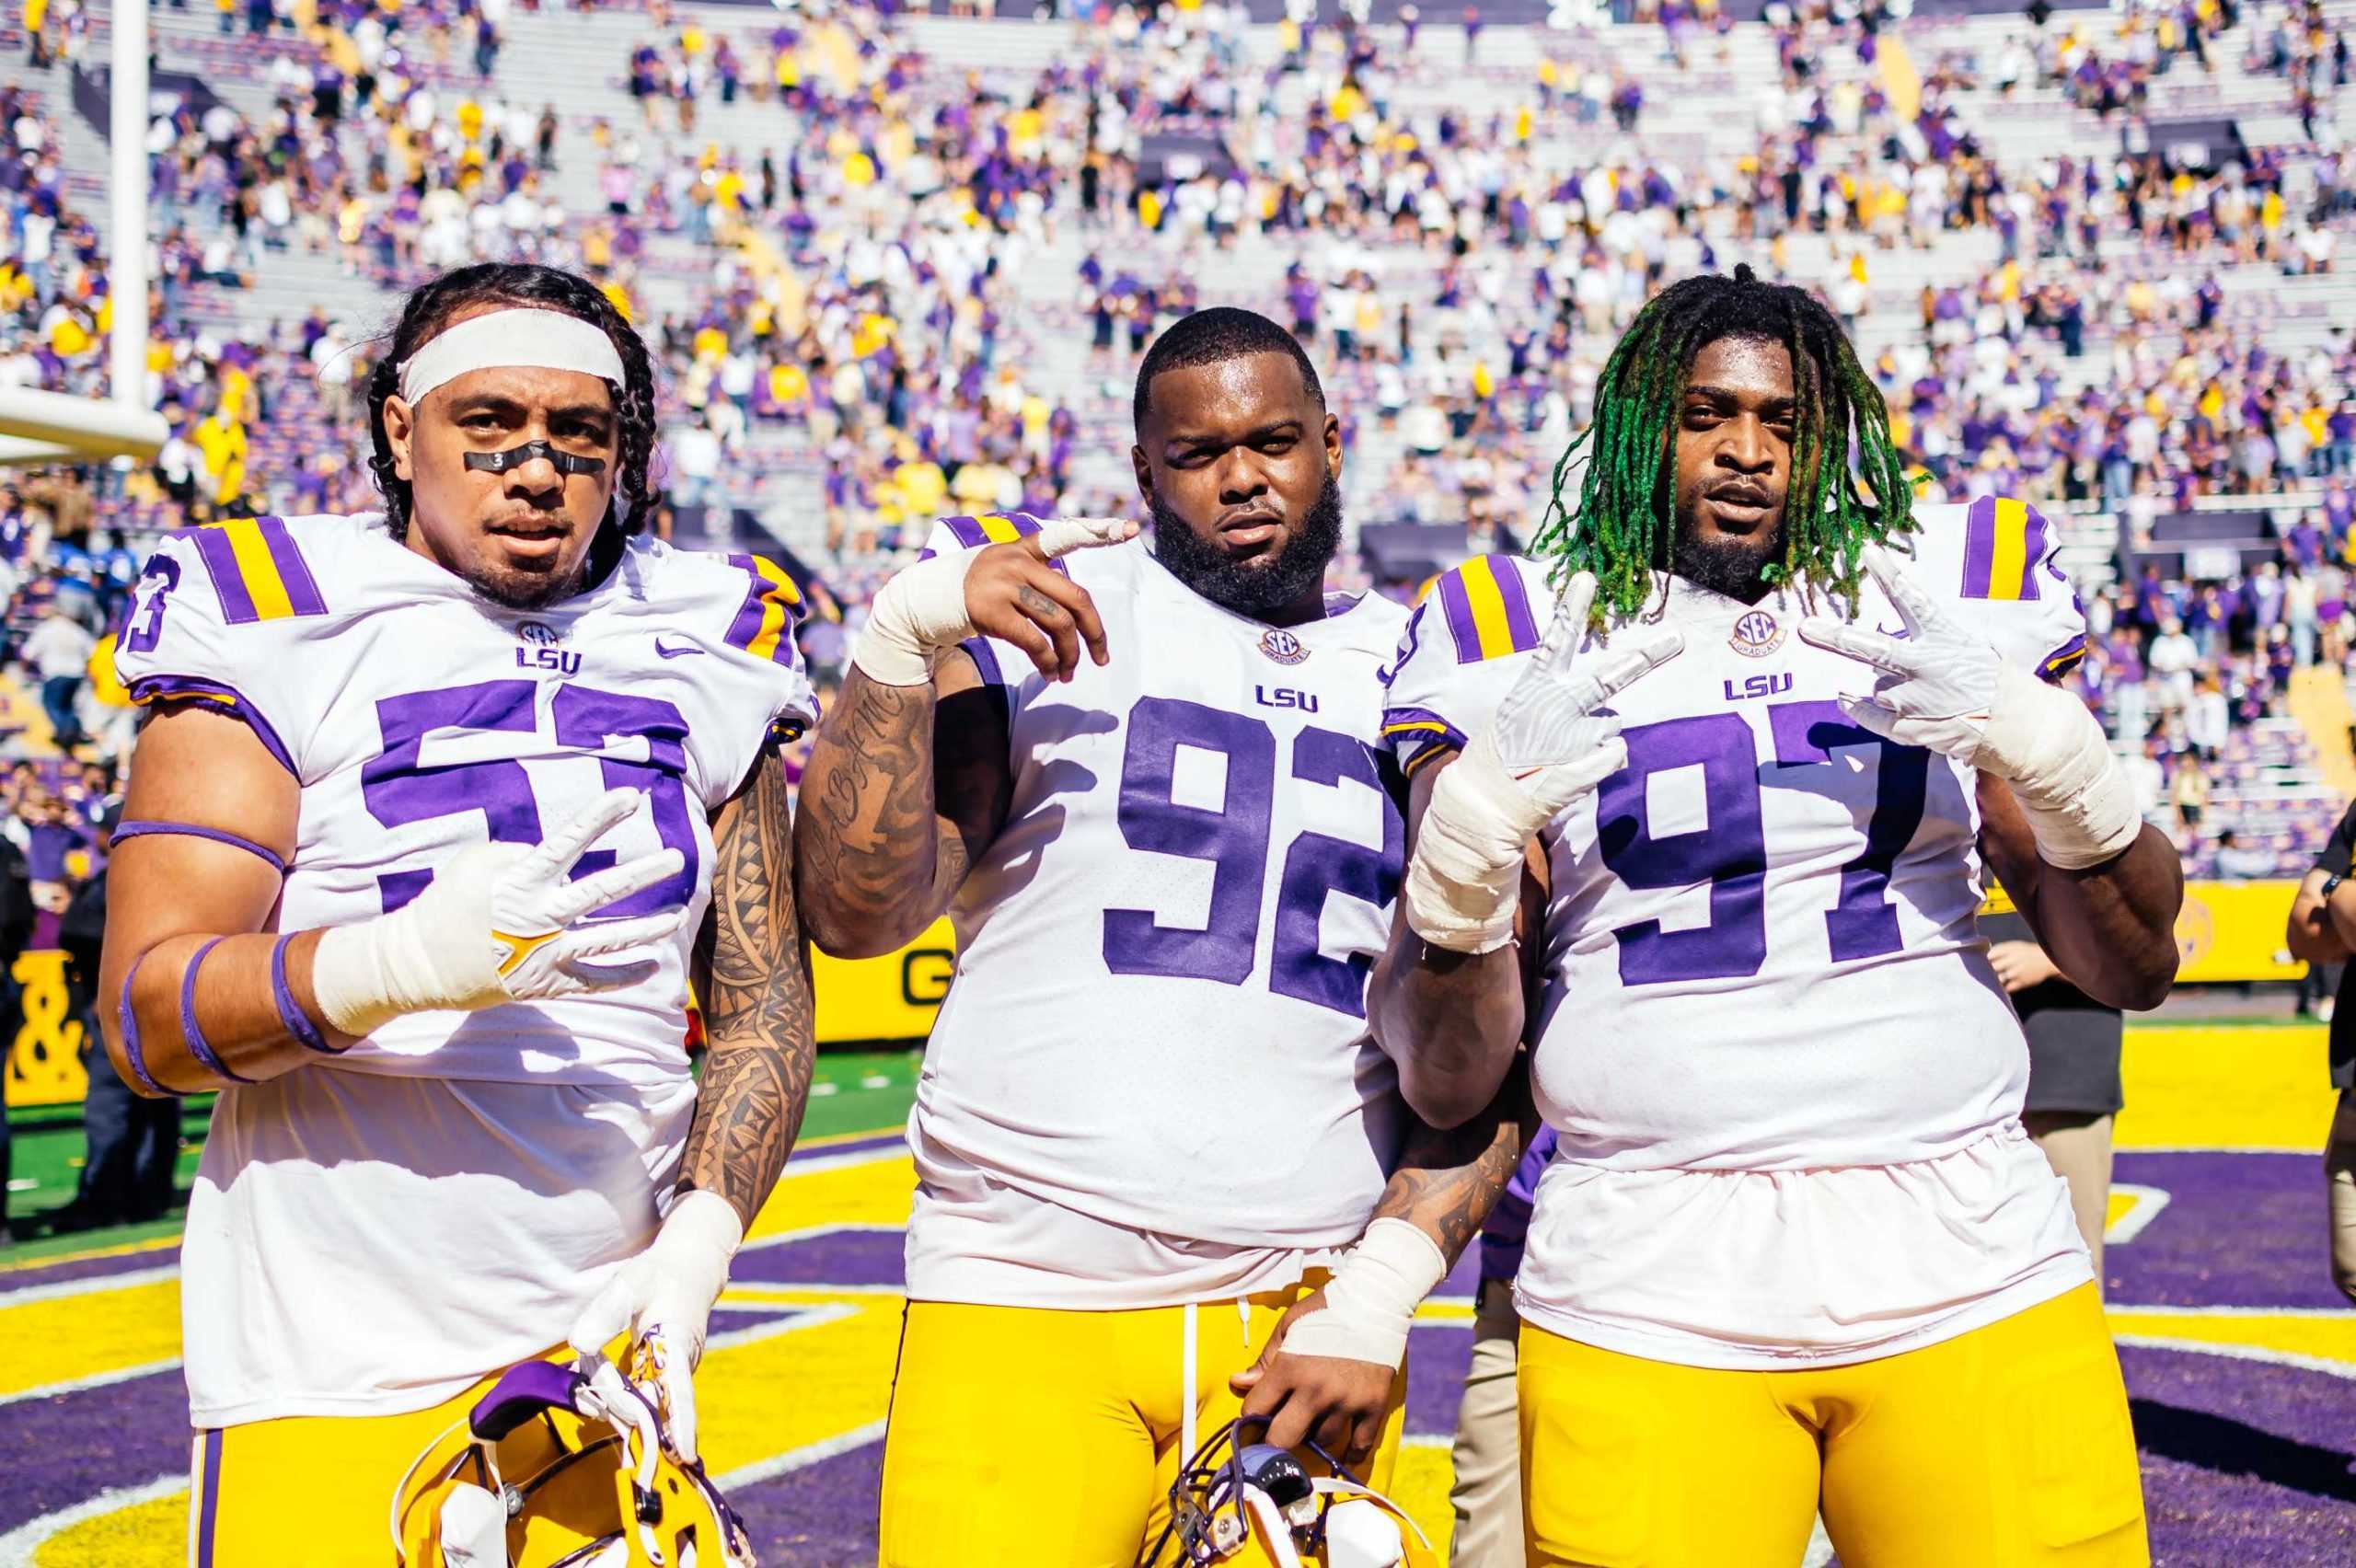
<box><xmin>190</xmin><ymin>1341</ymin><xmax>606</xmax><ymax>1568</ymax></box>
<box><xmin>878</xmin><ymin>1285</ymin><xmax>1409</xmax><ymax>1567</ymax></box>
<box><xmin>1517</xmin><ymin>1283</ymin><xmax>2145</xmax><ymax>1568</ymax></box>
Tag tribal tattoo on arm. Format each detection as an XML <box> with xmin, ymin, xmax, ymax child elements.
<box><xmin>791</xmin><ymin>663</ymin><xmax>1011</xmax><ymax>958</ymax></box>
<box><xmin>680</xmin><ymin>749</ymin><xmax>817</xmax><ymax>1229</ymax></box>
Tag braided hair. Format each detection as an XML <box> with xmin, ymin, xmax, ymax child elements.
<box><xmin>1529</xmin><ymin>265</ymin><xmax>1914</xmax><ymax>626</ymax></box>
<box><xmin>364</xmin><ymin>263</ymin><xmax>661</xmax><ymax>542</ymax></box>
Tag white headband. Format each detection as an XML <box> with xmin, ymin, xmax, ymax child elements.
<box><xmin>397</xmin><ymin>307</ymin><xmax>629</xmax><ymax>407</ymax></box>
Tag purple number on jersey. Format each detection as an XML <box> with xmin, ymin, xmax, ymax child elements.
<box><xmin>1595</xmin><ymin>713</ymin><xmax>1769</xmax><ymax>984</ymax></box>
<box><xmin>551</xmin><ymin>685</ymin><xmax>699</xmax><ymax>915</ymax></box>
<box><xmin>362</xmin><ymin>680</ymin><xmax>699</xmax><ymax>916</ymax></box>
<box><xmin>1596</xmin><ymin>703</ymin><xmax>1932</xmax><ymax>986</ymax></box>
<box><xmin>1768</xmin><ymin>701</ymin><xmax>1929</xmax><ymax>963</ymax></box>
<box><xmin>1104</xmin><ymin>696</ymin><xmax>1403</xmax><ymax>1016</ymax></box>
<box><xmin>1105</xmin><ymin>696</ymin><xmax>1277</xmax><ymax>984</ymax></box>
<box><xmin>1272</xmin><ymin>726</ymin><xmax>1404</xmax><ymax>1018</ymax></box>
<box><xmin>121</xmin><ymin>555</ymin><xmax>181</xmax><ymax>655</ymax></box>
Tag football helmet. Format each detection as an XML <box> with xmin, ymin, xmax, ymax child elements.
<box><xmin>1144</xmin><ymin>1421</ymin><xmax>1438</xmax><ymax>1568</ymax></box>
<box><xmin>392</xmin><ymin>1354</ymin><xmax>756</xmax><ymax>1568</ymax></box>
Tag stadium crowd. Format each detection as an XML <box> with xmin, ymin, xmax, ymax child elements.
<box><xmin>6</xmin><ymin>0</ymin><xmax>2356</xmax><ymax>845</ymax></box>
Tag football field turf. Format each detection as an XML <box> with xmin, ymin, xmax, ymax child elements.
<box><xmin>1</xmin><ymin>1025</ymin><xmax>2350</xmax><ymax>1565</ymax></box>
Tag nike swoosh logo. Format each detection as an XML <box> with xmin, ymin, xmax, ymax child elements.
<box><xmin>1874</xmin><ymin>623</ymin><xmax>1911</xmax><ymax>640</ymax></box>
<box><xmin>654</xmin><ymin>639</ymin><xmax>705</xmax><ymax>659</ymax></box>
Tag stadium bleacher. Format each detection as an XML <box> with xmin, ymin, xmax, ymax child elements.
<box><xmin>10</xmin><ymin>2</ymin><xmax>2356</xmax><ymax>1562</ymax></box>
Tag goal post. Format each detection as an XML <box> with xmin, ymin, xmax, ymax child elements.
<box><xmin>0</xmin><ymin>0</ymin><xmax>164</xmax><ymax>466</ymax></box>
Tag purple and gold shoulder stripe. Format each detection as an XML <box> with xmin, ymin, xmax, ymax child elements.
<box><xmin>724</xmin><ymin>553</ymin><xmax>803</xmax><ymax>663</ymax></box>
<box><xmin>1429</xmin><ymin>557</ymin><xmax>1542</xmax><ymax>664</ymax></box>
<box><xmin>917</xmin><ymin>512</ymin><xmax>1070</xmax><ymax>576</ymax></box>
<box><xmin>1381</xmin><ymin>706</ymin><xmax>1468</xmax><ymax>774</ymax></box>
<box><xmin>1958</xmin><ymin>496</ymin><xmax>2052</xmax><ymax>603</ymax></box>
<box><xmin>187</xmin><ymin>516</ymin><xmax>328</xmax><ymax>625</ymax></box>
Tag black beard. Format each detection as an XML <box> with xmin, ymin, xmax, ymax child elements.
<box><xmin>1149</xmin><ymin>472</ymin><xmax>1344</xmax><ymax>617</ymax></box>
<box><xmin>1673</xmin><ymin>516</ymin><xmax>1784</xmax><ymax>604</ymax></box>
<box><xmin>463</xmin><ymin>558</ymin><xmax>588</xmax><ymax>611</ymax></box>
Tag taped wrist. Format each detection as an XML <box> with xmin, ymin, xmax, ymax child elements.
<box><xmin>1277</xmin><ymin>1218</ymin><xmax>1449</xmax><ymax>1370</ymax></box>
<box><xmin>1981</xmin><ymin>664</ymin><xmax>2143</xmax><ymax>870</ymax></box>
<box><xmin>310</xmin><ymin>889</ymin><xmax>504</xmax><ymax>1037</ymax></box>
<box><xmin>852</xmin><ymin>548</ymin><xmax>981</xmax><ymax>686</ymax></box>
<box><xmin>1403</xmin><ymin>731</ymin><xmax>1552</xmax><ymax>954</ymax></box>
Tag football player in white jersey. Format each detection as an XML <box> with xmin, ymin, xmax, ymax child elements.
<box><xmin>793</xmin><ymin>308</ymin><xmax>1526</xmax><ymax>1565</ymax></box>
<box><xmin>100</xmin><ymin>263</ymin><xmax>819</xmax><ymax>1563</ymax></box>
<box><xmin>1371</xmin><ymin>269</ymin><xmax>2183</xmax><ymax>1567</ymax></box>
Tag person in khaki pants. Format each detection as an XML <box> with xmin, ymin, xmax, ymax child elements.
<box><xmin>1449</xmin><ymin>1126</ymin><xmax>1557</xmax><ymax>1566</ymax></box>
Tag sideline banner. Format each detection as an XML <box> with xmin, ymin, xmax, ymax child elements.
<box><xmin>4</xmin><ymin>950</ymin><xmax>87</xmax><ymax>1109</ymax></box>
<box><xmin>814</xmin><ymin>917</ymin><xmax>956</xmax><ymax>1045</ymax></box>
<box><xmin>0</xmin><ymin>889</ymin><xmax>2304</xmax><ymax>1110</ymax></box>
<box><xmin>2173</xmin><ymin>880</ymin><xmax>2305</xmax><ymax>986</ymax></box>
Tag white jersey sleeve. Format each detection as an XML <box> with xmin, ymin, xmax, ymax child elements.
<box><xmin>112</xmin><ymin>515</ymin><xmax>344</xmax><ymax>778</ymax></box>
<box><xmin>1379</xmin><ymin>554</ymin><xmax>1556</xmax><ymax>774</ymax></box>
<box><xmin>1900</xmin><ymin>497</ymin><xmax>2087</xmax><ymax>682</ymax></box>
<box><xmin>644</xmin><ymin>547</ymin><xmax>822</xmax><ymax>804</ymax></box>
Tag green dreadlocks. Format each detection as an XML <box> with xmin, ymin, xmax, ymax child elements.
<box><xmin>1528</xmin><ymin>265</ymin><xmax>1917</xmax><ymax>627</ymax></box>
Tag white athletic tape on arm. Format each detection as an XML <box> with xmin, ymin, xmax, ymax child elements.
<box><xmin>310</xmin><ymin>875</ymin><xmax>506</xmax><ymax>1036</ymax></box>
<box><xmin>851</xmin><ymin>548</ymin><xmax>981</xmax><ymax>686</ymax></box>
<box><xmin>398</xmin><ymin>308</ymin><xmax>629</xmax><ymax>407</ymax></box>
<box><xmin>1278</xmin><ymin>1218</ymin><xmax>1449</xmax><ymax>1369</ymax></box>
<box><xmin>1402</xmin><ymin>730</ymin><xmax>1556</xmax><ymax>954</ymax></box>
<box><xmin>1981</xmin><ymin>663</ymin><xmax>2144</xmax><ymax>870</ymax></box>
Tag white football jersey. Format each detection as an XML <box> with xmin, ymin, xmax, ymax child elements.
<box><xmin>1382</xmin><ymin>498</ymin><xmax>2095</xmax><ymax>1366</ymax></box>
<box><xmin>905</xmin><ymin>514</ymin><xmax>1411</xmax><ymax>1309</ymax></box>
<box><xmin>113</xmin><ymin>511</ymin><xmax>816</xmax><ymax>1423</ymax></box>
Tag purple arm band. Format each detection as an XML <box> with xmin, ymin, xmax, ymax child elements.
<box><xmin>271</xmin><ymin>934</ymin><xmax>337</xmax><ymax>1055</ymax></box>
<box><xmin>113</xmin><ymin>820</ymin><xmax>288</xmax><ymax>875</ymax></box>
<box><xmin>116</xmin><ymin>951</ymin><xmax>167</xmax><ymax>1097</ymax></box>
<box><xmin>179</xmin><ymin>938</ymin><xmax>254</xmax><ymax>1085</ymax></box>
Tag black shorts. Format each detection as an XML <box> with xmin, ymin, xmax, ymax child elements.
<box><xmin>2019</xmin><ymin>983</ymin><xmax>2125</xmax><ymax>1116</ymax></box>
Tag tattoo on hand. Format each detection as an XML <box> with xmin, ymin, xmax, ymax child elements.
<box><xmin>1016</xmin><ymin>585</ymin><xmax>1064</xmax><ymax>624</ymax></box>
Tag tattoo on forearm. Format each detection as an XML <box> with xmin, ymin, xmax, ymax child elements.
<box><xmin>1371</xmin><ymin>1111</ymin><xmax>1525</xmax><ymax>1267</ymax></box>
<box><xmin>796</xmin><ymin>672</ymin><xmax>970</xmax><ymax>938</ymax></box>
<box><xmin>682</xmin><ymin>754</ymin><xmax>816</xmax><ymax>1226</ymax></box>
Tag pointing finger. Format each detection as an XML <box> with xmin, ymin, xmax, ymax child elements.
<box><xmin>527</xmin><ymin>788</ymin><xmax>642</xmax><ymax>880</ymax></box>
<box><xmin>547</xmin><ymin>848</ymin><xmax>686</xmax><ymax>923</ymax></box>
<box><xmin>1537</xmin><ymin>571</ymin><xmax>1598</xmax><ymax>674</ymax></box>
<box><xmin>1581</xmin><ymin>627</ymin><xmax>1683</xmax><ymax>705</ymax></box>
<box><xmin>1027</xmin><ymin>515</ymin><xmax>1139</xmax><ymax>560</ymax></box>
<box><xmin>1796</xmin><ymin>616</ymin><xmax>1918</xmax><ymax>676</ymax></box>
<box><xmin>1861</xmin><ymin>544</ymin><xmax>1943</xmax><ymax>637</ymax></box>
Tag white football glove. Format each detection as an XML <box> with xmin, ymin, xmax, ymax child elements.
<box><xmin>1796</xmin><ymin>544</ymin><xmax>2141</xmax><ymax>870</ymax></box>
<box><xmin>852</xmin><ymin>515</ymin><xmax>1134</xmax><ymax>685</ymax></box>
<box><xmin>568</xmin><ymin>1189</ymin><xmax>744</xmax><ymax>1463</ymax></box>
<box><xmin>309</xmin><ymin>788</ymin><xmax>687</xmax><ymax>1038</ymax></box>
<box><xmin>1403</xmin><ymin>571</ymin><xmax>1683</xmax><ymax>952</ymax></box>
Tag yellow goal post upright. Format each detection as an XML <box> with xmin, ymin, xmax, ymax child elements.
<box><xmin>0</xmin><ymin>0</ymin><xmax>167</xmax><ymax>467</ymax></box>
